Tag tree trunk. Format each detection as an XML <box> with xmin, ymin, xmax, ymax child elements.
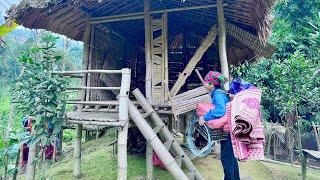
<box><xmin>4</xmin><ymin>107</ymin><xmax>14</xmax><ymax>180</ymax></box>
<box><xmin>25</xmin><ymin>142</ymin><xmax>37</xmax><ymax>180</ymax></box>
<box><xmin>13</xmin><ymin>148</ymin><xmax>20</xmax><ymax>180</ymax></box>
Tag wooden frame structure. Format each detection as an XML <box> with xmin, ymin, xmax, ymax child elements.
<box><xmin>10</xmin><ymin>0</ymin><xmax>277</xmax><ymax>179</ymax></box>
<box><xmin>57</xmin><ymin>69</ymin><xmax>131</xmax><ymax>179</ymax></box>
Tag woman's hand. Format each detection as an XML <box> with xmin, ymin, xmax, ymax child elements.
<box><xmin>198</xmin><ymin>116</ymin><xmax>206</xmax><ymax>126</ymax></box>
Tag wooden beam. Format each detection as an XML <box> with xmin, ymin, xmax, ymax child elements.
<box><xmin>54</xmin><ymin>70</ymin><xmax>122</xmax><ymax>74</ymax></box>
<box><xmin>217</xmin><ymin>0</ymin><xmax>230</xmax><ymax>90</ymax></box>
<box><xmin>170</xmin><ymin>26</ymin><xmax>218</xmax><ymax>97</ymax></box>
<box><xmin>144</xmin><ymin>0</ymin><xmax>152</xmax><ymax>101</ymax></box>
<box><xmin>90</xmin><ymin>3</ymin><xmax>227</xmax><ymax>24</ymax></box>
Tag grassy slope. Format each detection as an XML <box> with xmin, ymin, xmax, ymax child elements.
<box><xmin>39</xmin><ymin>134</ymin><xmax>320</xmax><ymax>180</ymax></box>
<box><xmin>261</xmin><ymin>161</ymin><xmax>320</xmax><ymax>180</ymax></box>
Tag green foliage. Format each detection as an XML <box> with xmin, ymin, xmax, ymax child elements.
<box><xmin>12</xmin><ymin>34</ymin><xmax>67</xmax><ymax>147</ymax></box>
<box><xmin>232</xmin><ymin>52</ymin><xmax>319</xmax><ymax>123</ymax></box>
<box><xmin>232</xmin><ymin>0</ymin><xmax>320</xmax><ymax>125</ymax></box>
<box><xmin>0</xmin><ymin>22</ymin><xmax>18</xmax><ymax>37</ymax></box>
<box><xmin>270</xmin><ymin>0</ymin><xmax>320</xmax><ymax>58</ymax></box>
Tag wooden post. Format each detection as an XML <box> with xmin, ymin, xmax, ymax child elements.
<box><xmin>312</xmin><ymin>122</ymin><xmax>320</xmax><ymax>151</ymax></box>
<box><xmin>72</xmin><ymin>20</ymin><xmax>91</xmax><ymax>179</ymax></box>
<box><xmin>144</xmin><ymin>2</ymin><xmax>154</xmax><ymax>178</ymax></box>
<box><xmin>217</xmin><ymin>0</ymin><xmax>230</xmax><ymax>90</ymax></box>
<box><xmin>117</xmin><ymin>68</ymin><xmax>131</xmax><ymax>180</ymax></box>
<box><xmin>127</xmin><ymin>100</ymin><xmax>189</xmax><ymax>180</ymax></box>
<box><xmin>85</xmin><ymin>24</ymin><xmax>95</xmax><ymax>107</ymax></box>
<box><xmin>73</xmin><ymin>124</ymin><xmax>83</xmax><ymax>178</ymax></box>
<box><xmin>170</xmin><ymin>27</ymin><xmax>218</xmax><ymax>97</ymax></box>
<box><xmin>163</xmin><ymin>12</ymin><xmax>169</xmax><ymax>101</ymax></box>
<box><xmin>301</xmin><ymin>152</ymin><xmax>307</xmax><ymax>180</ymax></box>
<box><xmin>144</xmin><ymin>0</ymin><xmax>152</xmax><ymax>101</ymax></box>
<box><xmin>146</xmin><ymin>142</ymin><xmax>153</xmax><ymax>180</ymax></box>
<box><xmin>79</xmin><ymin>21</ymin><xmax>92</xmax><ymax>110</ymax></box>
<box><xmin>133</xmin><ymin>89</ymin><xmax>204</xmax><ymax>180</ymax></box>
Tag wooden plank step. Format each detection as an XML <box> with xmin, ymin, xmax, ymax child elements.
<box><xmin>68</xmin><ymin>120</ymin><xmax>125</xmax><ymax>127</ymax></box>
<box><xmin>153</xmin><ymin>25</ymin><xmax>162</xmax><ymax>32</ymax></box>
<box><xmin>66</xmin><ymin>101</ymin><xmax>119</xmax><ymax>105</ymax></box>
<box><xmin>66</xmin><ymin>111</ymin><xmax>119</xmax><ymax>122</ymax></box>
<box><xmin>153</xmin><ymin>36</ymin><xmax>162</xmax><ymax>45</ymax></box>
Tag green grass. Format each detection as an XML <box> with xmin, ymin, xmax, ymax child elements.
<box><xmin>22</xmin><ymin>133</ymin><xmax>320</xmax><ymax>180</ymax></box>
<box><xmin>194</xmin><ymin>156</ymin><xmax>273</xmax><ymax>180</ymax></box>
<box><xmin>45</xmin><ymin>133</ymin><xmax>173</xmax><ymax>180</ymax></box>
<box><xmin>262</xmin><ymin>161</ymin><xmax>320</xmax><ymax>180</ymax></box>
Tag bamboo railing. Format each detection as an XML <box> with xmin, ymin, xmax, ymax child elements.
<box><xmin>55</xmin><ymin>68</ymin><xmax>131</xmax><ymax>180</ymax></box>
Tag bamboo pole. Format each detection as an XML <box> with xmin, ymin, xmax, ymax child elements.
<box><xmin>90</xmin><ymin>3</ymin><xmax>227</xmax><ymax>24</ymax></box>
<box><xmin>163</xmin><ymin>12</ymin><xmax>169</xmax><ymax>101</ymax></box>
<box><xmin>73</xmin><ymin>124</ymin><xmax>83</xmax><ymax>178</ymax></box>
<box><xmin>133</xmin><ymin>89</ymin><xmax>204</xmax><ymax>180</ymax></box>
<box><xmin>195</xmin><ymin>69</ymin><xmax>206</xmax><ymax>86</ymax></box>
<box><xmin>85</xmin><ymin>25</ymin><xmax>95</xmax><ymax>106</ymax></box>
<box><xmin>170</xmin><ymin>27</ymin><xmax>218</xmax><ymax>97</ymax></box>
<box><xmin>117</xmin><ymin>68</ymin><xmax>131</xmax><ymax>180</ymax></box>
<box><xmin>54</xmin><ymin>70</ymin><xmax>123</xmax><ymax>74</ymax></box>
<box><xmin>146</xmin><ymin>142</ymin><xmax>153</xmax><ymax>180</ymax></box>
<box><xmin>217</xmin><ymin>0</ymin><xmax>230</xmax><ymax>90</ymax></box>
<box><xmin>78</xmin><ymin>21</ymin><xmax>92</xmax><ymax>111</ymax></box>
<box><xmin>144</xmin><ymin>0</ymin><xmax>152</xmax><ymax>101</ymax></box>
<box><xmin>128</xmin><ymin>100</ymin><xmax>189</xmax><ymax>180</ymax></box>
<box><xmin>312</xmin><ymin>122</ymin><xmax>320</xmax><ymax>151</ymax></box>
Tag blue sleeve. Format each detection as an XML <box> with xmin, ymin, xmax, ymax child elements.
<box><xmin>203</xmin><ymin>91</ymin><xmax>226</xmax><ymax>121</ymax></box>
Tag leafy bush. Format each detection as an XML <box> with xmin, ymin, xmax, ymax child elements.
<box><xmin>12</xmin><ymin>34</ymin><xmax>67</xmax><ymax>147</ymax></box>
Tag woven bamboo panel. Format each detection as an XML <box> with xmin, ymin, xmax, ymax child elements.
<box><xmin>170</xmin><ymin>86</ymin><xmax>211</xmax><ymax>116</ymax></box>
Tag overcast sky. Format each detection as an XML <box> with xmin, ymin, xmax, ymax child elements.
<box><xmin>0</xmin><ymin>0</ymin><xmax>21</xmax><ymax>23</ymax></box>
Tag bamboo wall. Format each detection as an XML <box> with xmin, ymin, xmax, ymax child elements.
<box><xmin>89</xmin><ymin>27</ymin><xmax>126</xmax><ymax>101</ymax></box>
<box><xmin>87</xmin><ymin>30</ymin><xmax>255</xmax><ymax>102</ymax></box>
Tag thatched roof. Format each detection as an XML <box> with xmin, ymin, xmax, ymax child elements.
<box><xmin>9</xmin><ymin>0</ymin><xmax>276</xmax><ymax>45</ymax></box>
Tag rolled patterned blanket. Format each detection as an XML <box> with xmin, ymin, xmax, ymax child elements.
<box><xmin>196</xmin><ymin>102</ymin><xmax>230</xmax><ymax>131</ymax></box>
<box><xmin>230</xmin><ymin>88</ymin><xmax>265</xmax><ymax>161</ymax></box>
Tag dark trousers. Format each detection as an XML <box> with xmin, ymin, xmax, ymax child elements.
<box><xmin>220</xmin><ymin>134</ymin><xmax>240</xmax><ymax>180</ymax></box>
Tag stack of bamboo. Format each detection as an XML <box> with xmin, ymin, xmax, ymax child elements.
<box><xmin>169</xmin><ymin>86</ymin><xmax>210</xmax><ymax>117</ymax></box>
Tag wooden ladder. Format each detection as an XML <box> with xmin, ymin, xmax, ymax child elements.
<box><xmin>128</xmin><ymin>88</ymin><xmax>204</xmax><ymax>180</ymax></box>
<box><xmin>151</xmin><ymin>13</ymin><xmax>169</xmax><ymax>102</ymax></box>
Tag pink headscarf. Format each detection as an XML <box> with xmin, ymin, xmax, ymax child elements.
<box><xmin>204</xmin><ymin>71</ymin><xmax>227</xmax><ymax>87</ymax></box>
